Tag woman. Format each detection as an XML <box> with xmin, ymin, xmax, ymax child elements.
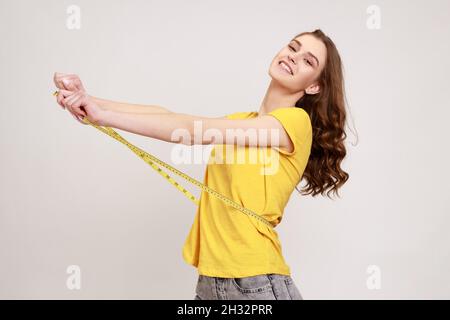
<box><xmin>53</xmin><ymin>29</ymin><xmax>349</xmax><ymax>300</ymax></box>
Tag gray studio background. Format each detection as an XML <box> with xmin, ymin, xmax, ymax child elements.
<box><xmin>1</xmin><ymin>0</ymin><xmax>449</xmax><ymax>299</ymax></box>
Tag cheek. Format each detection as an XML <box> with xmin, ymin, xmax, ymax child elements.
<box><xmin>294</xmin><ymin>68</ymin><xmax>317</xmax><ymax>84</ymax></box>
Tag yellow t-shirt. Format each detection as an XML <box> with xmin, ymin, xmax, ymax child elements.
<box><xmin>182</xmin><ymin>106</ymin><xmax>313</xmax><ymax>278</ymax></box>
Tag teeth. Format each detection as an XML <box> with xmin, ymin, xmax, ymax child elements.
<box><xmin>280</xmin><ymin>61</ymin><xmax>292</xmax><ymax>75</ymax></box>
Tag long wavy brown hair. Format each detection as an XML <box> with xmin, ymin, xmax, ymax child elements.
<box><xmin>293</xmin><ymin>29</ymin><xmax>350</xmax><ymax>199</ymax></box>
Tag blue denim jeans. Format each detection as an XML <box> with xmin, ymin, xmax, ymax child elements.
<box><xmin>194</xmin><ymin>273</ymin><xmax>303</xmax><ymax>300</ymax></box>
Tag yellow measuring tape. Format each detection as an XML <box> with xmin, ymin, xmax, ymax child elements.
<box><xmin>53</xmin><ymin>90</ymin><xmax>274</xmax><ymax>229</ymax></box>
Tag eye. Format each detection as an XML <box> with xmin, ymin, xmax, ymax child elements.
<box><xmin>288</xmin><ymin>44</ymin><xmax>296</xmax><ymax>51</ymax></box>
<box><xmin>304</xmin><ymin>58</ymin><xmax>312</xmax><ymax>66</ymax></box>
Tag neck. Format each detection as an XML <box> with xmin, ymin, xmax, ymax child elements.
<box><xmin>257</xmin><ymin>80</ymin><xmax>305</xmax><ymax>116</ymax></box>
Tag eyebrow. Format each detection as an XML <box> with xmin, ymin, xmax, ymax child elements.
<box><xmin>291</xmin><ymin>39</ymin><xmax>320</xmax><ymax>67</ymax></box>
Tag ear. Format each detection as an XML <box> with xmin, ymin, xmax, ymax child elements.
<box><xmin>305</xmin><ymin>82</ymin><xmax>320</xmax><ymax>95</ymax></box>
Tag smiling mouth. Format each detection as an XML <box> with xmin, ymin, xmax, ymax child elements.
<box><xmin>279</xmin><ymin>61</ymin><xmax>293</xmax><ymax>75</ymax></box>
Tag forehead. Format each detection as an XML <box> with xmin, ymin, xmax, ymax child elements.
<box><xmin>292</xmin><ymin>34</ymin><xmax>327</xmax><ymax>67</ymax></box>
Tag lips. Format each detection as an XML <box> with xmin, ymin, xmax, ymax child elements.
<box><xmin>279</xmin><ymin>59</ymin><xmax>293</xmax><ymax>75</ymax></box>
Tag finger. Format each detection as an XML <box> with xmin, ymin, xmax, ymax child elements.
<box><xmin>64</xmin><ymin>91</ymin><xmax>82</xmax><ymax>109</ymax></box>
<box><xmin>61</xmin><ymin>78</ymin><xmax>78</xmax><ymax>92</ymax></box>
<box><xmin>53</xmin><ymin>72</ymin><xmax>63</xmax><ymax>88</ymax></box>
<box><xmin>70</xmin><ymin>96</ymin><xmax>88</xmax><ymax>118</ymax></box>
<box><xmin>61</xmin><ymin>75</ymin><xmax>85</xmax><ymax>93</ymax></box>
<box><xmin>58</xmin><ymin>89</ymin><xmax>76</xmax><ymax>109</ymax></box>
<box><xmin>54</xmin><ymin>72</ymin><xmax>70</xmax><ymax>90</ymax></box>
<box><xmin>56</xmin><ymin>89</ymin><xmax>74</xmax><ymax>109</ymax></box>
<box><xmin>64</xmin><ymin>91</ymin><xmax>82</xmax><ymax>115</ymax></box>
<box><xmin>56</xmin><ymin>91</ymin><xmax>65</xmax><ymax>109</ymax></box>
<box><xmin>69</xmin><ymin>92</ymin><xmax>88</xmax><ymax>118</ymax></box>
<box><xmin>65</xmin><ymin>74</ymin><xmax>83</xmax><ymax>86</ymax></box>
<box><xmin>54</xmin><ymin>73</ymin><xmax>78</xmax><ymax>91</ymax></box>
<box><xmin>73</xmin><ymin>77</ymin><xmax>85</xmax><ymax>92</ymax></box>
<box><xmin>58</xmin><ymin>88</ymin><xmax>77</xmax><ymax>98</ymax></box>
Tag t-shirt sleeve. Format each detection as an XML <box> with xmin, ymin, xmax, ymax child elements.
<box><xmin>225</xmin><ymin>111</ymin><xmax>255</xmax><ymax>119</ymax></box>
<box><xmin>267</xmin><ymin>107</ymin><xmax>312</xmax><ymax>156</ymax></box>
<box><xmin>225</xmin><ymin>112</ymin><xmax>240</xmax><ymax>119</ymax></box>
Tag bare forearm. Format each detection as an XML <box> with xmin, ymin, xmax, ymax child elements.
<box><xmin>91</xmin><ymin>96</ymin><xmax>172</xmax><ymax>114</ymax></box>
<box><xmin>96</xmin><ymin>108</ymin><xmax>290</xmax><ymax>150</ymax></box>
<box><xmin>102</xmin><ymin>110</ymin><xmax>196</xmax><ymax>145</ymax></box>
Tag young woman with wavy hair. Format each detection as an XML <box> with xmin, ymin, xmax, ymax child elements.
<box><xmin>53</xmin><ymin>28</ymin><xmax>349</xmax><ymax>300</ymax></box>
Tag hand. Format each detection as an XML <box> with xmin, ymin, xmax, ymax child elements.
<box><xmin>53</xmin><ymin>72</ymin><xmax>86</xmax><ymax>110</ymax></box>
<box><xmin>58</xmin><ymin>89</ymin><xmax>108</xmax><ymax>126</ymax></box>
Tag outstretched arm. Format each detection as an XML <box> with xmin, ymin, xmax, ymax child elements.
<box><xmin>101</xmin><ymin>109</ymin><xmax>293</xmax><ymax>152</ymax></box>
<box><xmin>52</xmin><ymin>72</ymin><xmax>287</xmax><ymax>150</ymax></box>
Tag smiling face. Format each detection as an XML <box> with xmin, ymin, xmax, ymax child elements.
<box><xmin>269</xmin><ymin>34</ymin><xmax>327</xmax><ymax>94</ymax></box>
